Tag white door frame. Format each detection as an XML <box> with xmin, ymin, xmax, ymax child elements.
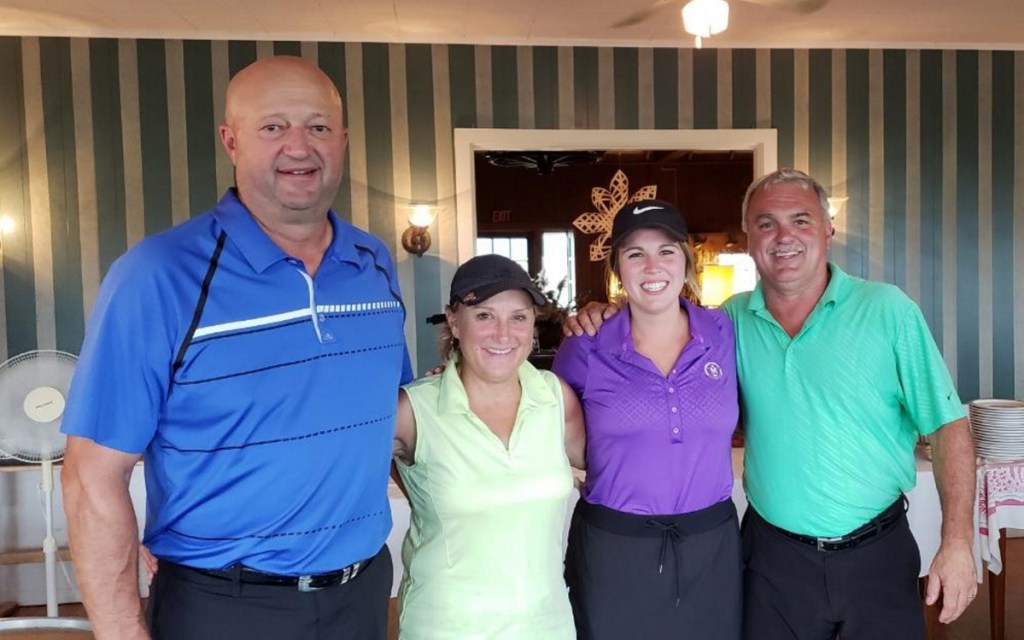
<box><xmin>453</xmin><ymin>128</ymin><xmax>778</xmax><ymax>263</ymax></box>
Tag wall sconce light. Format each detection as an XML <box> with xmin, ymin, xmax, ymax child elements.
<box><xmin>724</xmin><ymin>235</ymin><xmax>739</xmax><ymax>249</ymax></box>
<box><xmin>0</xmin><ymin>214</ymin><xmax>16</xmax><ymax>252</ymax></box>
<box><xmin>401</xmin><ymin>204</ymin><xmax>436</xmax><ymax>257</ymax></box>
<box><xmin>827</xmin><ymin>196</ymin><xmax>848</xmax><ymax>220</ymax></box>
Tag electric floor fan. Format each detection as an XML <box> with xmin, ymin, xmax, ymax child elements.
<box><xmin>0</xmin><ymin>350</ymin><xmax>90</xmax><ymax>633</ymax></box>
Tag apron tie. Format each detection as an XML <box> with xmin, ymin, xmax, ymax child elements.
<box><xmin>645</xmin><ymin>519</ymin><xmax>686</xmax><ymax>606</ymax></box>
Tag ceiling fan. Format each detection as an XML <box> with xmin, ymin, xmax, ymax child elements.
<box><xmin>614</xmin><ymin>0</ymin><xmax>828</xmax><ymax>44</ymax></box>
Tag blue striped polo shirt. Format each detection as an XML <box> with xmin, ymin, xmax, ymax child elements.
<box><xmin>63</xmin><ymin>190</ymin><xmax>413</xmax><ymax>574</ymax></box>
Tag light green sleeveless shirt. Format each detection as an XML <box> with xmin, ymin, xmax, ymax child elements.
<box><xmin>396</xmin><ymin>360</ymin><xmax>575</xmax><ymax>640</ymax></box>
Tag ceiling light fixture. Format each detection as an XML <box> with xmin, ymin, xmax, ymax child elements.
<box><xmin>682</xmin><ymin>0</ymin><xmax>730</xmax><ymax>49</ymax></box>
<box><xmin>483</xmin><ymin>151</ymin><xmax>603</xmax><ymax>176</ymax></box>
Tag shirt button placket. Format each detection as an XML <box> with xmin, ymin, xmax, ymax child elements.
<box><xmin>311</xmin><ymin>279</ymin><xmax>336</xmax><ymax>344</ymax></box>
<box><xmin>667</xmin><ymin>383</ymin><xmax>683</xmax><ymax>442</ymax></box>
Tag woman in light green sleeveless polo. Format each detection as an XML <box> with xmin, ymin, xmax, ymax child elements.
<box><xmin>392</xmin><ymin>255</ymin><xmax>586</xmax><ymax>640</ymax></box>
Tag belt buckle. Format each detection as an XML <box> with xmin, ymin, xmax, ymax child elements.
<box><xmin>297</xmin><ymin>561</ymin><xmax>362</xmax><ymax>592</ymax></box>
<box><xmin>816</xmin><ymin>536</ymin><xmax>844</xmax><ymax>552</ymax></box>
<box><xmin>344</xmin><ymin>562</ymin><xmax>361</xmax><ymax>584</ymax></box>
<box><xmin>297</xmin><ymin>575</ymin><xmax>322</xmax><ymax>593</ymax></box>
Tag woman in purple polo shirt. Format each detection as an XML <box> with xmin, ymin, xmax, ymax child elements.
<box><xmin>552</xmin><ymin>199</ymin><xmax>740</xmax><ymax>639</ymax></box>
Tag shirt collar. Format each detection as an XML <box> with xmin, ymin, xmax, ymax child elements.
<box><xmin>595</xmin><ymin>297</ymin><xmax>711</xmax><ymax>354</ymax></box>
<box><xmin>211</xmin><ymin>188</ymin><xmax>359</xmax><ymax>273</ymax></box>
<box><xmin>819</xmin><ymin>262</ymin><xmax>847</xmax><ymax>306</ymax></box>
<box><xmin>437</xmin><ymin>355</ymin><xmax>560</xmax><ymax>416</ymax></box>
<box><xmin>745</xmin><ymin>261</ymin><xmax>846</xmax><ymax>316</ymax></box>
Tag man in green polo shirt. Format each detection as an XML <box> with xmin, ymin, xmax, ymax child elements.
<box><xmin>566</xmin><ymin>168</ymin><xmax>977</xmax><ymax>639</ymax></box>
<box><xmin>724</xmin><ymin>168</ymin><xmax>975</xmax><ymax>639</ymax></box>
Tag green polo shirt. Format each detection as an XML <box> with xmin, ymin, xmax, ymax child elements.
<box><xmin>723</xmin><ymin>263</ymin><xmax>965</xmax><ymax>537</ymax></box>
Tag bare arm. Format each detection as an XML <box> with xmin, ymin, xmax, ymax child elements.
<box><xmin>925</xmin><ymin>417</ymin><xmax>978</xmax><ymax>623</ymax></box>
<box><xmin>61</xmin><ymin>436</ymin><xmax>148</xmax><ymax>640</ymax></box>
<box><xmin>560</xmin><ymin>379</ymin><xmax>586</xmax><ymax>469</ymax></box>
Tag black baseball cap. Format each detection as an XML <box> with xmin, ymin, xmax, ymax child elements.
<box><xmin>610</xmin><ymin>199</ymin><xmax>689</xmax><ymax>249</ymax></box>
<box><xmin>449</xmin><ymin>254</ymin><xmax>548</xmax><ymax>308</ymax></box>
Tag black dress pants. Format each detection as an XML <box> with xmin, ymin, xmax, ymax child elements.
<box><xmin>147</xmin><ymin>545</ymin><xmax>392</xmax><ymax>640</ymax></box>
<box><xmin>741</xmin><ymin>508</ymin><xmax>925</xmax><ymax>640</ymax></box>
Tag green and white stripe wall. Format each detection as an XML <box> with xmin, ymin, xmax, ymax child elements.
<box><xmin>0</xmin><ymin>38</ymin><xmax>1021</xmax><ymax>401</ymax></box>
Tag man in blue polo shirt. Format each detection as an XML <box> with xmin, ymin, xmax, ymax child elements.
<box><xmin>60</xmin><ymin>56</ymin><xmax>413</xmax><ymax>640</ymax></box>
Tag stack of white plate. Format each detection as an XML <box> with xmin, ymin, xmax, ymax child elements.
<box><xmin>970</xmin><ymin>399</ymin><xmax>1024</xmax><ymax>462</ymax></box>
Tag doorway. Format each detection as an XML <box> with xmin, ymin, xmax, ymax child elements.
<box><xmin>453</xmin><ymin>128</ymin><xmax>778</xmax><ymax>265</ymax></box>
<box><xmin>454</xmin><ymin>128</ymin><xmax>776</xmax><ymax>313</ymax></box>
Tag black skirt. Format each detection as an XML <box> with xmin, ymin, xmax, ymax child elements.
<box><xmin>565</xmin><ymin>498</ymin><xmax>742</xmax><ymax>640</ymax></box>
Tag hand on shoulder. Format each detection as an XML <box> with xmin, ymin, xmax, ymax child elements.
<box><xmin>563</xmin><ymin>301</ymin><xmax>620</xmax><ymax>337</ymax></box>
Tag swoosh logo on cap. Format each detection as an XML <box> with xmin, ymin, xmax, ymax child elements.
<box><xmin>633</xmin><ymin>206</ymin><xmax>663</xmax><ymax>214</ymax></box>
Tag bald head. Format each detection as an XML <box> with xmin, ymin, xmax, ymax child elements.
<box><xmin>225</xmin><ymin>56</ymin><xmax>343</xmax><ymax>127</ymax></box>
<box><xmin>218</xmin><ymin>55</ymin><xmax>349</xmax><ymax>228</ymax></box>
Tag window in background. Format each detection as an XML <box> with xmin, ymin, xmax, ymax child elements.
<box><xmin>699</xmin><ymin>252</ymin><xmax>757</xmax><ymax>307</ymax></box>
<box><xmin>476</xmin><ymin>231</ymin><xmax>577</xmax><ymax>310</ymax></box>
<box><xmin>540</xmin><ymin>231</ymin><xmax>576</xmax><ymax>309</ymax></box>
<box><xmin>476</xmin><ymin>236</ymin><xmax>529</xmax><ymax>274</ymax></box>
<box><xmin>716</xmin><ymin>252</ymin><xmax>757</xmax><ymax>293</ymax></box>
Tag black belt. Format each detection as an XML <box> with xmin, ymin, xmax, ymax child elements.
<box><xmin>766</xmin><ymin>495</ymin><xmax>908</xmax><ymax>552</ymax></box>
<box><xmin>174</xmin><ymin>554</ymin><xmax>374</xmax><ymax>592</ymax></box>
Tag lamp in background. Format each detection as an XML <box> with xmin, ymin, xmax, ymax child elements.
<box><xmin>700</xmin><ymin>264</ymin><xmax>735</xmax><ymax>308</ymax></box>
<box><xmin>607</xmin><ymin>272</ymin><xmax>625</xmax><ymax>305</ymax></box>
<box><xmin>827</xmin><ymin>196</ymin><xmax>848</xmax><ymax>220</ymax></box>
<box><xmin>682</xmin><ymin>0</ymin><xmax>729</xmax><ymax>49</ymax></box>
<box><xmin>402</xmin><ymin>204</ymin><xmax>436</xmax><ymax>257</ymax></box>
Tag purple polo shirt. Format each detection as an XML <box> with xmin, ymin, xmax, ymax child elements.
<box><xmin>553</xmin><ymin>299</ymin><xmax>738</xmax><ymax>515</ymax></box>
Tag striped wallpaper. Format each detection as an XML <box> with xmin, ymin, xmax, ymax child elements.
<box><xmin>0</xmin><ymin>37</ymin><xmax>1021</xmax><ymax>402</ymax></box>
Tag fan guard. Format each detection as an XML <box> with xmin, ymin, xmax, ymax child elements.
<box><xmin>0</xmin><ymin>350</ymin><xmax>77</xmax><ymax>464</ymax></box>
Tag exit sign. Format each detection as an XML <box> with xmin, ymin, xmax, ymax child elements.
<box><xmin>491</xmin><ymin>209</ymin><xmax>511</xmax><ymax>223</ymax></box>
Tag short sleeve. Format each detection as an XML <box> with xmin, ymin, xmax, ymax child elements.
<box><xmin>551</xmin><ymin>334</ymin><xmax>593</xmax><ymax>397</ymax></box>
<box><xmin>893</xmin><ymin>301</ymin><xmax>966</xmax><ymax>436</ymax></box>
<box><xmin>61</xmin><ymin>252</ymin><xmax>178</xmax><ymax>454</ymax></box>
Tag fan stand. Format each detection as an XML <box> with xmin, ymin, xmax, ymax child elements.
<box><xmin>0</xmin><ymin>459</ymin><xmax>91</xmax><ymax>633</ymax></box>
<box><xmin>0</xmin><ymin>617</ymin><xmax>92</xmax><ymax>633</ymax></box>
<box><xmin>41</xmin><ymin>458</ymin><xmax>59</xmax><ymax>618</ymax></box>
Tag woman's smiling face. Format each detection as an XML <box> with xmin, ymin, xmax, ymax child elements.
<box><xmin>614</xmin><ymin>227</ymin><xmax>687</xmax><ymax>316</ymax></box>
<box><xmin>447</xmin><ymin>289</ymin><xmax>536</xmax><ymax>382</ymax></box>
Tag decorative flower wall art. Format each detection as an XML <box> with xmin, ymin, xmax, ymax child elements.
<box><xmin>572</xmin><ymin>170</ymin><xmax>658</xmax><ymax>262</ymax></box>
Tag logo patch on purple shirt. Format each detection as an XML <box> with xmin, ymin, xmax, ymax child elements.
<box><xmin>704</xmin><ymin>362</ymin><xmax>723</xmax><ymax>380</ymax></box>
